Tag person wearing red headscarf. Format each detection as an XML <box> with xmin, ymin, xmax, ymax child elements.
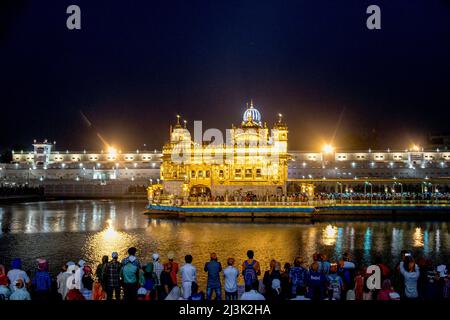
<box><xmin>0</xmin><ymin>264</ymin><xmax>12</xmax><ymax>300</ymax></box>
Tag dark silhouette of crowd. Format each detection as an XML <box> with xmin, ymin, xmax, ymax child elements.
<box><xmin>0</xmin><ymin>249</ymin><xmax>448</xmax><ymax>301</ymax></box>
<box><xmin>0</xmin><ymin>184</ymin><xmax>44</xmax><ymax>197</ymax></box>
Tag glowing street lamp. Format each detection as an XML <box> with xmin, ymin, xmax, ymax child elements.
<box><xmin>108</xmin><ymin>146</ymin><xmax>117</xmax><ymax>157</ymax></box>
<box><xmin>322</xmin><ymin>144</ymin><xmax>334</xmax><ymax>154</ymax></box>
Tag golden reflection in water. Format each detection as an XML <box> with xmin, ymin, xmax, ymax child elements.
<box><xmin>83</xmin><ymin>219</ymin><xmax>138</xmax><ymax>266</ymax></box>
<box><xmin>436</xmin><ymin>229</ymin><xmax>440</xmax><ymax>253</ymax></box>
<box><xmin>414</xmin><ymin>227</ymin><xmax>424</xmax><ymax>247</ymax></box>
<box><xmin>322</xmin><ymin>224</ymin><xmax>338</xmax><ymax>246</ymax></box>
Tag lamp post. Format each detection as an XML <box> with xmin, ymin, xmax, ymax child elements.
<box><xmin>337</xmin><ymin>181</ymin><xmax>343</xmax><ymax>204</ymax></box>
<box><xmin>364</xmin><ymin>181</ymin><xmax>372</xmax><ymax>203</ymax></box>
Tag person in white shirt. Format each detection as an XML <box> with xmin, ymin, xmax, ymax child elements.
<box><xmin>240</xmin><ymin>280</ymin><xmax>265</xmax><ymax>300</ymax></box>
<box><xmin>223</xmin><ymin>257</ymin><xmax>239</xmax><ymax>300</ymax></box>
<box><xmin>74</xmin><ymin>259</ymin><xmax>86</xmax><ymax>290</ymax></box>
<box><xmin>7</xmin><ymin>258</ymin><xmax>30</xmax><ymax>292</ymax></box>
<box><xmin>180</xmin><ymin>255</ymin><xmax>197</xmax><ymax>299</ymax></box>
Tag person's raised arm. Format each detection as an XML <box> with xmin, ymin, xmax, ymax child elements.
<box><xmin>399</xmin><ymin>261</ymin><xmax>406</xmax><ymax>276</ymax></box>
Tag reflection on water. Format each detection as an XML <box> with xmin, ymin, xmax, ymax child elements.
<box><xmin>0</xmin><ymin>200</ymin><xmax>449</xmax><ymax>287</ymax></box>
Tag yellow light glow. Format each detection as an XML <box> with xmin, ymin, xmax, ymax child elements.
<box><xmin>411</xmin><ymin>145</ymin><xmax>420</xmax><ymax>152</ymax></box>
<box><xmin>323</xmin><ymin>144</ymin><xmax>334</xmax><ymax>154</ymax></box>
<box><xmin>322</xmin><ymin>224</ymin><xmax>338</xmax><ymax>246</ymax></box>
<box><xmin>108</xmin><ymin>146</ymin><xmax>117</xmax><ymax>156</ymax></box>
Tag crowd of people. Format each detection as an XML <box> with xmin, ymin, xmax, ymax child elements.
<box><xmin>0</xmin><ymin>184</ymin><xmax>44</xmax><ymax>197</ymax></box>
<box><xmin>0</xmin><ymin>248</ymin><xmax>448</xmax><ymax>301</ymax></box>
<box><xmin>189</xmin><ymin>191</ymin><xmax>450</xmax><ymax>204</ymax></box>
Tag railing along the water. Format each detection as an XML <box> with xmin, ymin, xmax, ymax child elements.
<box><xmin>151</xmin><ymin>199</ymin><xmax>450</xmax><ymax>207</ymax></box>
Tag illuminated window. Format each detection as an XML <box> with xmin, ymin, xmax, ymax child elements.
<box><xmin>198</xmin><ymin>171</ymin><xmax>203</xmax><ymax>178</ymax></box>
<box><xmin>205</xmin><ymin>170</ymin><xmax>210</xmax><ymax>178</ymax></box>
<box><xmin>245</xmin><ymin>168</ymin><xmax>252</xmax><ymax>178</ymax></box>
<box><xmin>191</xmin><ymin>170</ymin><xmax>195</xmax><ymax>178</ymax></box>
<box><xmin>219</xmin><ymin>170</ymin><xmax>224</xmax><ymax>178</ymax></box>
<box><xmin>256</xmin><ymin>169</ymin><xmax>262</xmax><ymax>177</ymax></box>
<box><xmin>172</xmin><ymin>172</ymin><xmax>177</xmax><ymax>178</ymax></box>
<box><xmin>235</xmin><ymin>169</ymin><xmax>241</xmax><ymax>178</ymax></box>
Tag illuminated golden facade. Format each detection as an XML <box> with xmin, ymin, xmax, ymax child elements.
<box><xmin>160</xmin><ymin>102</ymin><xmax>290</xmax><ymax>197</ymax></box>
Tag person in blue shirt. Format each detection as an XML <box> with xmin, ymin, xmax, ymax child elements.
<box><xmin>327</xmin><ymin>263</ymin><xmax>344</xmax><ymax>300</ymax></box>
<box><xmin>289</xmin><ymin>257</ymin><xmax>308</xmax><ymax>298</ymax></box>
<box><xmin>32</xmin><ymin>259</ymin><xmax>52</xmax><ymax>300</ymax></box>
<box><xmin>306</xmin><ymin>261</ymin><xmax>327</xmax><ymax>300</ymax></box>
<box><xmin>204</xmin><ymin>252</ymin><xmax>222</xmax><ymax>300</ymax></box>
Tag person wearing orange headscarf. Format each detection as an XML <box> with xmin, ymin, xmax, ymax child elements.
<box><xmin>92</xmin><ymin>281</ymin><xmax>106</xmax><ymax>300</ymax></box>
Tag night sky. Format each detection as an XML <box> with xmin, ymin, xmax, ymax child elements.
<box><xmin>1</xmin><ymin>0</ymin><xmax>450</xmax><ymax>155</ymax></box>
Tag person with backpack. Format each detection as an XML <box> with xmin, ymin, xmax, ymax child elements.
<box><xmin>120</xmin><ymin>247</ymin><xmax>141</xmax><ymax>301</ymax></box>
<box><xmin>290</xmin><ymin>257</ymin><xmax>308</xmax><ymax>299</ymax></box>
<box><xmin>327</xmin><ymin>263</ymin><xmax>344</xmax><ymax>300</ymax></box>
<box><xmin>242</xmin><ymin>250</ymin><xmax>261</xmax><ymax>289</ymax></box>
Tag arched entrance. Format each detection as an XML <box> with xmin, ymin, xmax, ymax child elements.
<box><xmin>189</xmin><ymin>184</ymin><xmax>212</xmax><ymax>197</ymax></box>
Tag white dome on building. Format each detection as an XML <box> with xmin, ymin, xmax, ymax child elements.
<box><xmin>242</xmin><ymin>102</ymin><xmax>262</xmax><ymax>125</ymax></box>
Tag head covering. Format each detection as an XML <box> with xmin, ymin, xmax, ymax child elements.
<box><xmin>382</xmin><ymin>279</ymin><xmax>391</xmax><ymax>290</ymax></box>
<box><xmin>66</xmin><ymin>261</ymin><xmax>76</xmax><ymax>267</ymax></box>
<box><xmin>272</xmin><ymin>279</ymin><xmax>281</xmax><ymax>290</ymax></box>
<box><xmin>112</xmin><ymin>252</ymin><xmax>118</xmax><ymax>259</ymax></box>
<box><xmin>11</xmin><ymin>258</ymin><xmax>22</xmax><ymax>270</ymax></box>
<box><xmin>137</xmin><ymin>287</ymin><xmax>147</xmax><ymax>295</ymax></box>
<box><xmin>167</xmin><ymin>251</ymin><xmax>175</xmax><ymax>260</ymax></box>
<box><xmin>78</xmin><ymin>259</ymin><xmax>86</xmax><ymax>267</ymax></box>
<box><xmin>37</xmin><ymin>258</ymin><xmax>48</xmax><ymax>271</ymax></box>
<box><xmin>66</xmin><ymin>264</ymin><xmax>79</xmax><ymax>274</ymax></box>
<box><xmin>165</xmin><ymin>286</ymin><xmax>182</xmax><ymax>300</ymax></box>
<box><xmin>0</xmin><ymin>274</ymin><xmax>8</xmax><ymax>286</ymax></box>
<box><xmin>437</xmin><ymin>264</ymin><xmax>447</xmax><ymax>277</ymax></box>
<box><xmin>152</xmin><ymin>253</ymin><xmax>159</xmax><ymax>261</ymax></box>
<box><xmin>83</xmin><ymin>265</ymin><xmax>92</xmax><ymax>274</ymax></box>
